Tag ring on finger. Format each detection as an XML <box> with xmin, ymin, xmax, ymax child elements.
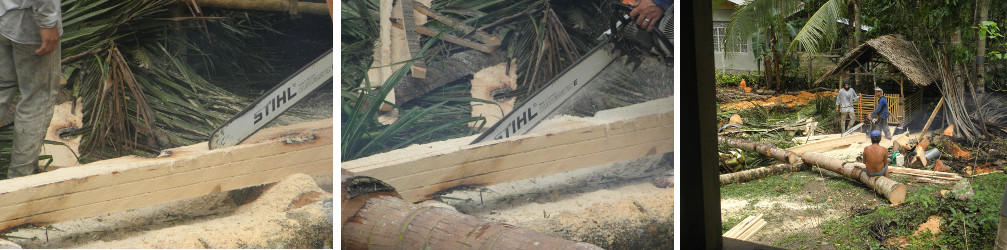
<box><xmin>644</xmin><ymin>18</ymin><xmax>651</xmax><ymax>23</ymax></box>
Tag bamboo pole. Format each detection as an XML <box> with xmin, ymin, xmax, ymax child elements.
<box><xmin>719</xmin><ymin>137</ymin><xmax>799</xmax><ymax>164</ymax></box>
<box><xmin>720</xmin><ymin>163</ymin><xmax>809</xmax><ymax>185</ymax></box>
<box><xmin>801</xmin><ymin>152</ymin><xmax>907</xmax><ymax>205</ymax></box>
<box><xmin>192</xmin><ymin>0</ymin><xmax>329</xmax><ymax>15</ymax></box>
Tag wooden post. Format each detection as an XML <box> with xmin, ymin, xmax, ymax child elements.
<box><xmin>918</xmin><ymin>97</ymin><xmax>945</xmax><ymax>142</ymax></box>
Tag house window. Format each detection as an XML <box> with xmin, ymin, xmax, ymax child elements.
<box><xmin>713</xmin><ymin>21</ymin><xmax>747</xmax><ymax>53</ymax></box>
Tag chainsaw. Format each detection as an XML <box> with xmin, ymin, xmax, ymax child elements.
<box><xmin>470</xmin><ymin>1</ymin><xmax>672</xmax><ymax>144</ymax></box>
<box><xmin>208</xmin><ymin>49</ymin><xmax>333</xmax><ymax>149</ymax></box>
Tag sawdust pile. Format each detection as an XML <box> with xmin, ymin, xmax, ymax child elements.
<box><xmin>720</xmin><ymin>91</ymin><xmax>836</xmax><ymax>111</ymax></box>
<box><xmin>9</xmin><ymin>174</ymin><xmax>333</xmax><ymax>249</ymax></box>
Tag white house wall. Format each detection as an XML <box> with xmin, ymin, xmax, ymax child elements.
<box><xmin>712</xmin><ymin>9</ymin><xmax>758</xmax><ymax>72</ymax></box>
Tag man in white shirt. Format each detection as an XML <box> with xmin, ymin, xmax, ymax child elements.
<box><xmin>835</xmin><ymin>79</ymin><xmax>860</xmax><ymax>133</ymax></box>
<box><xmin>0</xmin><ymin>0</ymin><xmax>62</xmax><ymax>178</ymax></box>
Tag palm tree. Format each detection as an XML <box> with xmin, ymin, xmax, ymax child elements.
<box><xmin>722</xmin><ymin>0</ymin><xmax>804</xmax><ymax>91</ymax></box>
<box><xmin>788</xmin><ymin>0</ymin><xmax>849</xmax><ymax>53</ymax></box>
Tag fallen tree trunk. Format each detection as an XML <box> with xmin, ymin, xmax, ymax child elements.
<box><xmin>801</xmin><ymin>153</ymin><xmax>907</xmax><ymax>205</ymax></box>
<box><xmin>394</xmin><ymin>50</ymin><xmax>508</xmax><ymax>105</ymax></box>
<box><xmin>720</xmin><ymin>163</ymin><xmax>808</xmax><ymax>185</ymax></box>
<box><xmin>342</xmin><ymin>177</ymin><xmax>603</xmax><ymax>250</ymax></box>
<box><xmin>719</xmin><ymin>137</ymin><xmax>799</xmax><ymax>164</ymax></box>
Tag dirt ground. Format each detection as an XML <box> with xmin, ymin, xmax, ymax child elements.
<box><xmin>2</xmin><ymin>85</ymin><xmax>335</xmax><ymax>249</ymax></box>
<box><xmin>437</xmin><ymin>152</ymin><xmax>675</xmax><ymax>249</ymax></box>
<box><xmin>715</xmin><ymin>90</ymin><xmax>1007</xmax><ymax>248</ymax></box>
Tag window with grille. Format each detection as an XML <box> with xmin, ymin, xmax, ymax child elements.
<box><xmin>713</xmin><ymin>21</ymin><xmax>747</xmax><ymax>53</ymax></box>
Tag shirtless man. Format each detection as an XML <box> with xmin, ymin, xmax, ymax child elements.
<box><xmin>862</xmin><ymin>130</ymin><xmax>890</xmax><ymax>177</ymax></box>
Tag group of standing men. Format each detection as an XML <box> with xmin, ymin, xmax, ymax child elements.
<box><xmin>836</xmin><ymin>79</ymin><xmax>891</xmax><ymax>177</ymax></box>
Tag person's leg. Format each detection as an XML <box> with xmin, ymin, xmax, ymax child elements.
<box><xmin>0</xmin><ymin>37</ymin><xmax>15</xmax><ymax>129</ymax></box>
<box><xmin>8</xmin><ymin>41</ymin><xmax>60</xmax><ymax>178</ymax></box>
<box><xmin>844</xmin><ymin>112</ymin><xmax>855</xmax><ymax>132</ymax></box>
<box><xmin>881</xmin><ymin>119</ymin><xmax>891</xmax><ymax>139</ymax></box>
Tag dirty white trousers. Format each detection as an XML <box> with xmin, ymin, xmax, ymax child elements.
<box><xmin>0</xmin><ymin>35</ymin><xmax>59</xmax><ymax>178</ymax></box>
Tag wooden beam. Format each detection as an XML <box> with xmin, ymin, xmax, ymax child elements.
<box><xmin>391</xmin><ymin>18</ymin><xmax>495</xmax><ymax>53</ymax></box>
<box><xmin>192</xmin><ymin>0</ymin><xmax>329</xmax><ymax>15</ymax></box>
<box><xmin>786</xmin><ymin>132</ymin><xmax>869</xmax><ymax>155</ymax></box>
<box><xmin>0</xmin><ymin>119</ymin><xmax>333</xmax><ymax>231</ymax></box>
<box><xmin>343</xmin><ymin>98</ymin><xmax>673</xmax><ymax>202</ymax></box>
<box><xmin>411</xmin><ymin>3</ymin><xmax>501</xmax><ymax>46</ymax></box>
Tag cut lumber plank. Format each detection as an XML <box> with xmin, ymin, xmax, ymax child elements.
<box><xmin>724</xmin><ymin>214</ymin><xmax>765</xmax><ymax>241</ymax></box>
<box><xmin>786</xmin><ymin>133</ymin><xmax>868</xmax><ymax>155</ymax></box>
<box><xmin>802</xmin><ymin>152</ymin><xmax>907</xmax><ymax>205</ymax></box>
<box><xmin>719</xmin><ymin>137</ymin><xmax>799</xmax><ymax>164</ymax></box>
<box><xmin>0</xmin><ymin>119</ymin><xmax>333</xmax><ymax>231</ymax></box>
<box><xmin>723</xmin><ymin>215</ymin><xmax>756</xmax><ymax>238</ymax></box>
<box><xmin>890</xmin><ymin>166</ymin><xmax>958</xmax><ymax>179</ymax></box>
<box><xmin>411</xmin><ymin>3</ymin><xmax>501</xmax><ymax>46</ymax></box>
<box><xmin>739</xmin><ymin>220</ymin><xmax>767</xmax><ymax>241</ymax></box>
<box><xmin>720</xmin><ymin>163</ymin><xmax>809</xmax><ymax>185</ymax></box>
<box><xmin>343</xmin><ymin>98</ymin><xmax>673</xmax><ymax>202</ymax></box>
<box><xmin>391</xmin><ymin>18</ymin><xmax>495</xmax><ymax>53</ymax></box>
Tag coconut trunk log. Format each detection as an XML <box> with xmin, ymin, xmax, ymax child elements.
<box><xmin>720</xmin><ymin>163</ymin><xmax>809</xmax><ymax>185</ymax></box>
<box><xmin>341</xmin><ymin>176</ymin><xmax>602</xmax><ymax>250</ymax></box>
<box><xmin>801</xmin><ymin>152</ymin><xmax>907</xmax><ymax>205</ymax></box>
<box><xmin>719</xmin><ymin>137</ymin><xmax>799</xmax><ymax>164</ymax></box>
<box><xmin>192</xmin><ymin>0</ymin><xmax>329</xmax><ymax>15</ymax></box>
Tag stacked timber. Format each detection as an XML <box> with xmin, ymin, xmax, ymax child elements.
<box><xmin>723</xmin><ymin>214</ymin><xmax>766</xmax><ymax>241</ymax></box>
<box><xmin>802</xmin><ymin>152</ymin><xmax>907</xmax><ymax>205</ymax></box>
<box><xmin>719</xmin><ymin>137</ymin><xmax>799</xmax><ymax>164</ymax></box>
<box><xmin>887</xmin><ymin>166</ymin><xmax>961</xmax><ymax>181</ymax></box>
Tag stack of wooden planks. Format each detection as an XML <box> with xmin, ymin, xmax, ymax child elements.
<box><xmin>723</xmin><ymin>214</ymin><xmax>766</xmax><ymax>241</ymax></box>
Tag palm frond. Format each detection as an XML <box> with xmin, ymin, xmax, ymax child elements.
<box><xmin>788</xmin><ymin>0</ymin><xmax>846</xmax><ymax>52</ymax></box>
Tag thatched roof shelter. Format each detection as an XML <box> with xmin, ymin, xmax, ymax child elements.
<box><xmin>814</xmin><ymin>34</ymin><xmax>938</xmax><ymax>87</ymax></box>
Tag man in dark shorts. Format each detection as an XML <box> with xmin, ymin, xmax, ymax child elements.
<box><xmin>862</xmin><ymin>130</ymin><xmax>889</xmax><ymax>177</ymax></box>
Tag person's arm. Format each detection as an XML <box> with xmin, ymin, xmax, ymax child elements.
<box><xmin>871</xmin><ymin>97</ymin><xmax>885</xmax><ymax>118</ymax></box>
<box><xmin>835</xmin><ymin>91</ymin><xmax>841</xmax><ymax>111</ymax></box>
<box><xmin>31</xmin><ymin>0</ymin><xmax>61</xmax><ymax>55</ymax></box>
<box><xmin>629</xmin><ymin>0</ymin><xmax>664</xmax><ymax>32</ymax></box>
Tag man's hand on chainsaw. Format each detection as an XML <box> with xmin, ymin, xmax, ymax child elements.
<box><xmin>629</xmin><ymin>0</ymin><xmax>663</xmax><ymax>32</ymax></box>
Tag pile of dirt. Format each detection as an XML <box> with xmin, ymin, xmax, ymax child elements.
<box><xmin>720</xmin><ymin>91</ymin><xmax>836</xmax><ymax>111</ymax></box>
<box><xmin>6</xmin><ymin>174</ymin><xmax>333</xmax><ymax>249</ymax></box>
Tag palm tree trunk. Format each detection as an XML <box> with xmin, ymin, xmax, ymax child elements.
<box><xmin>802</xmin><ymin>152</ymin><xmax>907</xmax><ymax>205</ymax></box>
<box><xmin>720</xmin><ymin>163</ymin><xmax>808</xmax><ymax>185</ymax></box>
<box><xmin>852</xmin><ymin>0</ymin><xmax>862</xmax><ymax>87</ymax></box>
<box><xmin>719</xmin><ymin>137</ymin><xmax>799</xmax><ymax>164</ymax></box>
<box><xmin>974</xmin><ymin>0</ymin><xmax>989</xmax><ymax>94</ymax></box>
